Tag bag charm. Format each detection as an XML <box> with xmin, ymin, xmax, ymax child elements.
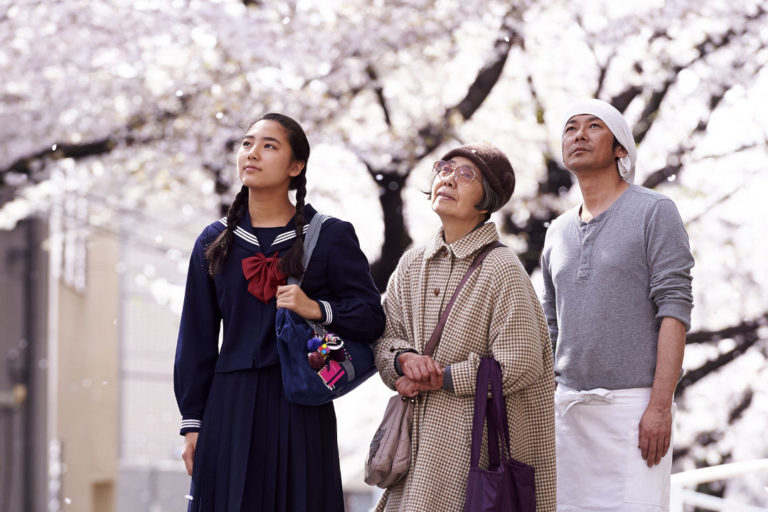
<box><xmin>306</xmin><ymin>332</ymin><xmax>352</xmax><ymax>390</ymax></box>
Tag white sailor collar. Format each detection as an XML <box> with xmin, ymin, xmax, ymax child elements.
<box><xmin>220</xmin><ymin>204</ymin><xmax>328</xmax><ymax>254</ymax></box>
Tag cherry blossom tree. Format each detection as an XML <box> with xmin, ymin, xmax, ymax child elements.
<box><xmin>2</xmin><ymin>0</ymin><xmax>768</xmax><ymax>505</ymax></box>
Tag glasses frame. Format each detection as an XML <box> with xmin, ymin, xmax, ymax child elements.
<box><xmin>432</xmin><ymin>160</ymin><xmax>479</xmax><ymax>184</ymax></box>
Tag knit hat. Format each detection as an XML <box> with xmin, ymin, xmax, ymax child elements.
<box><xmin>561</xmin><ymin>99</ymin><xmax>637</xmax><ymax>183</ymax></box>
<box><xmin>440</xmin><ymin>142</ymin><xmax>516</xmax><ymax>210</ymax></box>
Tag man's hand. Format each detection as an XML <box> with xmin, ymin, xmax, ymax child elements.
<box><xmin>182</xmin><ymin>432</ymin><xmax>199</xmax><ymax>476</ymax></box>
<box><xmin>276</xmin><ymin>284</ymin><xmax>322</xmax><ymax>320</ymax></box>
<box><xmin>398</xmin><ymin>352</ymin><xmax>443</xmax><ymax>384</ymax></box>
<box><xmin>638</xmin><ymin>404</ymin><xmax>672</xmax><ymax>467</ymax></box>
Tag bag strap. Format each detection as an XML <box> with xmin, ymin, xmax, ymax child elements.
<box><xmin>288</xmin><ymin>212</ymin><xmax>327</xmax><ymax>287</ymax></box>
<box><xmin>285</xmin><ymin>213</ymin><xmax>332</xmax><ymax>336</ymax></box>
<box><xmin>487</xmin><ymin>357</ymin><xmax>512</xmax><ymax>463</ymax></box>
<box><xmin>470</xmin><ymin>358</ymin><xmax>493</xmax><ymax>468</ymax></box>
<box><xmin>422</xmin><ymin>240</ymin><xmax>503</xmax><ymax>356</ymax></box>
<box><xmin>470</xmin><ymin>358</ymin><xmax>510</xmax><ymax>469</ymax></box>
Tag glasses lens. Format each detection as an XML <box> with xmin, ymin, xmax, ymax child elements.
<box><xmin>433</xmin><ymin>161</ymin><xmax>476</xmax><ymax>182</ymax></box>
<box><xmin>456</xmin><ymin>166</ymin><xmax>475</xmax><ymax>182</ymax></box>
<box><xmin>433</xmin><ymin>161</ymin><xmax>449</xmax><ymax>176</ymax></box>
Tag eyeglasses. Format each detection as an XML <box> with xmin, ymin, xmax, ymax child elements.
<box><xmin>432</xmin><ymin>160</ymin><xmax>479</xmax><ymax>183</ymax></box>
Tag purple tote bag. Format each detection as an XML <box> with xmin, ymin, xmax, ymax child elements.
<box><xmin>464</xmin><ymin>358</ymin><xmax>536</xmax><ymax>512</ymax></box>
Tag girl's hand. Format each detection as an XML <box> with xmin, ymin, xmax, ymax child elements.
<box><xmin>182</xmin><ymin>432</ymin><xmax>198</xmax><ymax>476</ymax></box>
<box><xmin>276</xmin><ymin>284</ymin><xmax>322</xmax><ymax>320</ymax></box>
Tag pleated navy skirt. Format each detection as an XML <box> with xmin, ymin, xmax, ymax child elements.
<box><xmin>187</xmin><ymin>365</ymin><xmax>344</xmax><ymax>511</ymax></box>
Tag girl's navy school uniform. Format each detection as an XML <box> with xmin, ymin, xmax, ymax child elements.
<box><xmin>174</xmin><ymin>204</ymin><xmax>385</xmax><ymax>511</ymax></box>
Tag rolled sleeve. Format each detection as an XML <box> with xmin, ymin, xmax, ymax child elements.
<box><xmin>647</xmin><ymin>199</ymin><xmax>694</xmax><ymax>331</ymax></box>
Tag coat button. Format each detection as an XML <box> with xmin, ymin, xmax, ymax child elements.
<box><xmin>433</xmin><ymin>288</ymin><xmax>440</xmax><ymax>296</ymax></box>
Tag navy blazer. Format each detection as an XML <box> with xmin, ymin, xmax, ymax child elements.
<box><xmin>174</xmin><ymin>205</ymin><xmax>385</xmax><ymax>433</ymax></box>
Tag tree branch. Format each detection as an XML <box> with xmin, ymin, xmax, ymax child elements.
<box><xmin>685</xmin><ymin>314</ymin><xmax>768</xmax><ymax>344</ymax></box>
<box><xmin>404</xmin><ymin>7</ymin><xmax>523</xmax><ymax>166</ymax></box>
<box><xmin>2</xmin><ymin>137</ymin><xmax>115</xmax><ymax>186</ymax></box>
<box><xmin>632</xmin><ymin>66</ymin><xmax>681</xmax><ymax>144</ymax></box>
<box><xmin>609</xmin><ymin>85</ymin><xmax>643</xmax><ymax>114</ymax></box>
<box><xmin>366</xmin><ymin>64</ymin><xmax>392</xmax><ymax>128</ymax></box>
<box><xmin>593</xmin><ymin>50</ymin><xmax>616</xmax><ymax>99</ymax></box>
<box><xmin>366</xmin><ymin>7</ymin><xmax>524</xmax><ymax>288</ymax></box>
<box><xmin>641</xmin><ymin>87</ymin><xmax>726</xmax><ymax>189</ymax></box>
<box><xmin>0</xmin><ymin>108</ymin><xmax>181</xmax><ymax>188</ymax></box>
<box><xmin>455</xmin><ymin>18</ymin><xmax>521</xmax><ymax>120</ymax></box>
<box><xmin>672</xmin><ymin>389</ymin><xmax>751</xmax><ymax>460</ymax></box>
<box><xmin>611</xmin><ymin>5</ymin><xmax>766</xmax><ymax>135</ymax></box>
<box><xmin>644</xmin><ymin>7</ymin><xmax>765</xmax><ymax>139</ymax></box>
<box><xmin>573</xmin><ymin>12</ymin><xmax>616</xmax><ymax>100</ymax></box>
<box><xmin>678</xmin><ymin>332</ymin><xmax>764</xmax><ymax>395</ymax></box>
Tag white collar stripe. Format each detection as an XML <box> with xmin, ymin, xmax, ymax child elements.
<box><xmin>218</xmin><ymin>218</ymin><xmax>261</xmax><ymax>246</ymax></box>
<box><xmin>218</xmin><ymin>214</ymin><xmax>329</xmax><ymax>249</ymax></box>
<box><xmin>234</xmin><ymin>226</ymin><xmax>260</xmax><ymax>245</ymax></box>
<box><xmin>272</xmin><ymin>215</ymin><xmax>329</xmax><ymax>245</ymax></box>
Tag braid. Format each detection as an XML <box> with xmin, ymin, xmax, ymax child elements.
<box><xmin>205</xmin><ymin>185</ymin><xmax>249</xmax><ymax>276</ymax></box>
<box><xmin>280</xmin><ymin>173</ymin><xmax>307</xmax><ymax>279</ymax></box>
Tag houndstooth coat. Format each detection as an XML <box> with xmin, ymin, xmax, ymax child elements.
<box><xmin>373</xmin><ymin>223</ymin><xmax>556</xmax><ymax>512</ymax></box>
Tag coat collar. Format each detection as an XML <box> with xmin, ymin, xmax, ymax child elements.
<box><xmin>220</xmin><ymin>203</ymin><xmax>321</xmax><ymax>253</ymax></box>
<box><xmin>424</xmin><ymin>222</ymin><xmax>500</xmax><ymax>260</ymax></box>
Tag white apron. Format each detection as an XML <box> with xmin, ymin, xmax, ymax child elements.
<box><xmin>555</xmin><ymin>384</ymin><xmax>676</xmax><ymax>511</ymax></box>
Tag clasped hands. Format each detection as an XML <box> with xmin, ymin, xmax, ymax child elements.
<box><xmin>396</xmin><ymin>352</ymin><xmax>444</xmax><ymax>398</ymax></box>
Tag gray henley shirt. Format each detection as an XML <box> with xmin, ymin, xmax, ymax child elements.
<box><xmin>541</xmin><ymin>184</ymin><xmax>694</xmax><ymax>390</ymax></box>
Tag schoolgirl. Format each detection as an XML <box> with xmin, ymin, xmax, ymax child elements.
<box><xmin>174</xmin><ymin>113</ymin><xmax>385</xmax><ymax>511</ymax></box>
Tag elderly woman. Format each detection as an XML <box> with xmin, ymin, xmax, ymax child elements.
<box><xmin>373</xmin><ymin>143</ymin><xmax>556</xmax><ymax>511</ymax></box>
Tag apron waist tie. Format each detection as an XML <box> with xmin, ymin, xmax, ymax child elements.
<box><xmin>557</xmin><ymin>387</ymin><xmax>614</xmax><ymax>416</ymax></box>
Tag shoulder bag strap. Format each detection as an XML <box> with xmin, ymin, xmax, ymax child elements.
<box><xmin>284</xmin><ymin>213</ymin><xmax>329</xmax><ymax>335</ymax></box>
<box><xmin>287</xmin><ymin>213</ymin><xmax>327</xmax><ymax>287</ymax></box>
<box><xmin>469</xmin><ymin>358</ymin><xmax>493</xmax><ymax>469</ymax></box>
<box><xmin>422</xmin><ymin>240</ymin><xmax>504</xmax><ymax>357</ymax></box>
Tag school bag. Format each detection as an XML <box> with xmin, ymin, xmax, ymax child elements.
<box><xmin>275</xmin><ymin>213</ymin><xmax>376</xmax><ymax>406</ymax></box>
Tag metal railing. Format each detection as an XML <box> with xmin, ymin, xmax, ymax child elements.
<box><xmin>670</xmin><ymin>459</ymin><xmax>768</xmax><ymax>511</ymax></box>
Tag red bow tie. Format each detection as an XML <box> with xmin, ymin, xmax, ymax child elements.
<box><xmin>241</xmin><ymin>252</ymin><xmax>287</xmax><ymax>303</ymax></box>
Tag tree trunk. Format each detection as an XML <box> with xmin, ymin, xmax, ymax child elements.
<box><xmin>370</xmin><ymin>174</ymin><xmax>411</xmax><ymax>291</ymax></box>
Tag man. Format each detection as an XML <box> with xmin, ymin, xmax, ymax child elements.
<box><xmin>541</xmin><ymin>99</ymin><xmax>694</xmax><ymax>511</ymax></box>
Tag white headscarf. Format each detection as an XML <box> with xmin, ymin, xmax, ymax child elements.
<box><xmin>561</xmin><ymin>99</ymin><xmax>637</xmax><ymax>183</ymax></box>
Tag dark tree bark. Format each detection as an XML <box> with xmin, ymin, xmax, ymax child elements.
<box><xmin>364</xmin><ymin>8</ymin><xmax>524</xmax><ymax>290</ymax></box>
<box><xmin>368</xmin><ymin>172</ymin><xmax>411</xmax><ymax>289</ymax></box>
<box><xmin>0</xmin><ymin>109</ymin><xmax>180</xmax><ymax>188</ymax></box>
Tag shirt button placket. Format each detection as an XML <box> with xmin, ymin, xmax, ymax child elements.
<box><xmin>578</xmin><ymin>227</ymin><xmax>592</xmax><ymax>280</ymax></box>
